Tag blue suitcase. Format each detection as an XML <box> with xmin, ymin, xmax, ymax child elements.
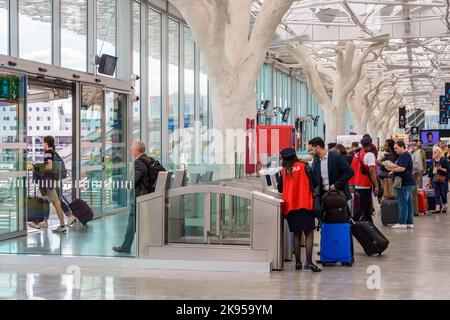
<box><xmin>320</xmin><ymin>223</ymin><xmax>352</xmax><ymax>264</ymax></box>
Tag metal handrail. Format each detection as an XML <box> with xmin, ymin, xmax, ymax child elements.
<box><xmin>167</xmin><ymin>184</ymin><xmax>253</xmax><ymax>200</ymax></box>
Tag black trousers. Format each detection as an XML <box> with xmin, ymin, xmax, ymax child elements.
<box><xmin>353</xmin><ymin>189</ymin><xmax>373</xmax><ymax>223</ymax></box>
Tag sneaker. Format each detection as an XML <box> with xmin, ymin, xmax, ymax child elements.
<box><xmin>407</xmin><ymin>224</ymin><xmax>414</xmax><ymax>229</ymax></box>
<box><xmin>52</xmin><ymin>225</ymin><xmax>68</xmax><ymax>233</ymax></box>
<box><xmin>295</xmin><ymin>262</ymin><xmax>303</xmax><ymax>271</ymax></box>
<box><xmin>304</xmin><ymin>263</ymin><xmax>322</xmax><ymax>272</ymax></box>
<box><xmin>38</xmin><ymin>221</ymin><xmax>48</xmax><ymax>229</ymax></box>
<box><xmin>392</xmin><ymin>223</ymin><xmax>407</xmax><ymax>229</ymax></box>
<box><xmin>66</xmin><ymin>215</ymin><xmax>77</xmax><ymax>226</ymax></box>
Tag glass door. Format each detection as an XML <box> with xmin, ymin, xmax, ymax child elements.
<box><xmin>0</xmin><ymin>70</ymin><xmax>27</xmax><ymax>240</ymax></box>
<box><xmin>80</xmin><ymin>85</ymin><xmax>104</xmax><ymax>216</ymax></box>
<box><xmin>80</xmin><ymin>86</ymin><xmax>128</xmax><ymax>217</ymax></box>
<box><xmin>103</xmin><ymin>91</ymin><xmax>127</xmax><ymax>212</ymax></box>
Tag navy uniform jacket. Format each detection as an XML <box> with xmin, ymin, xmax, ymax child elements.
<box><xmin>312</xmin><ymin>151</ymin><xmax>355</xmax><ymax>201</ymax></box>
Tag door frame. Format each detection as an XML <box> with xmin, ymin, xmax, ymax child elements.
<box><xmin>0</xmin><ymin>64</ymin><xmax>133</xmax><ymax>224</ymax></box>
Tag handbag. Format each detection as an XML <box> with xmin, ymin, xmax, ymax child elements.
<box><xmin>433</xmin><ymin>162</ymin><xmax>447</xmax><ymax>183</ymax></box>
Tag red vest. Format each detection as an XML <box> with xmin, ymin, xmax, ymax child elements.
<box><xmin>280</xmin><ymin>162</ymin><xmax>313</xmax><ymax>216</ymax></box>
<box><xmin>350</xmin><ymin>149</ymin><xmax>372</xmax><ymax>188</ymax></box>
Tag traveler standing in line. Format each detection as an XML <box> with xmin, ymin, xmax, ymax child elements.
<box><xmin>416</xmin><ymin>140</ymin><xmax>427</xmax><ymax>186</ymax></box>
<box><xmin>386</xmin><ymin>141</ymin><xmax>416</xmax><ymax>229</ymax></box>
<box><xmin>438</xmin><ymin>140</ymin><xmax>447</xmax><ymax>156</ymax></box>
<box><xmin>113</xmin><ymin>141</ymin><xmax>161</xmax><ymax>254</ymax></box>
<box><xmin>333</xmin><ymin>144</ymin><xmax>352</xmax><ymax>166</ymax></box>
<box><xmin>308</xmin><ymin>137</ymin><xmax>354</xmax><ymax>203</ymax></box>
<box><xmin>427</xmin><ymin>147</ymin><xmax>450</xmax><ymax>214</ymax></box>
<box><xmin>409</xmin><ymin>141</ymin><xmax>422</xmax><ymax>215</ymax></box>
<box><xmin>34</xmin><ymin>136</ymin><xmax>68</xmax><ymax>233</ymax></box>
<box><xmin>379</xmin><ymin>139</ymin><xmax>398</xmax><ymax>199</ymax></box>
<box><xmin>277</xmin><ymin>148</ymin><xmax>321</xmax><ymax>272</ymax></box>
<box><xmin>350</xmin><ymin>135</ymin><xmax>378</xmax><ymax>223</ymax></box>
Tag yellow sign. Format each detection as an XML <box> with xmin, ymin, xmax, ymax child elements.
<box><xmin>391</xmin><ymin>133</ymin><xmax>410</xmax><ymax>143</ymax></box>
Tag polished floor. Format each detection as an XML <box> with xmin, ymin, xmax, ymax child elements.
<box><xmin>0</xmin><ymin>212</ymin><xmax>135</xmax><ymax>257</ymax></box>
<box><xmin>1</xmin><ymin>210</ymin><xmax>450</xmax><ymax>299</ymax></box>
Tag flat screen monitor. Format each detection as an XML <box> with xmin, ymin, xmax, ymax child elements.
<box><xmin>262</xmin><ymin>100</ymin><xmax>271</xmax><ymax>110</ymax></box>
<box><xmin>421</xmin><ymin>130</ymin><xmax>440</xmax><ymax>147</ymax></box>
<box><xmin>98</xmin><ymin>54</ymin><xmax>118</xmax><ymax>76</ymax></box>
<box><xmin>282</xmin><ymin>108</ymin><xmax>291</xmax><ymax>122</ymax></box>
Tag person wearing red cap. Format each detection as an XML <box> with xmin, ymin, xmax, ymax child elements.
<box><xmin>277</xmin><ymin>147</ymin><xmax>321</xmax><ymax>272</ymax></box>
<box><xmin>350</xmin><ymin>134</ymin><xmax>379</xmax><ymax>223</ymax></box>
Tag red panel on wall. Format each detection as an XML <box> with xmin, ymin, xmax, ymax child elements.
<box><xmin>255</xmin><ymin>125</ymin><xmax>296</xmax><ymax>169</ymax></box>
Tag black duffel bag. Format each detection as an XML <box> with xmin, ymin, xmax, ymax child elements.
<box><xmin>321</xmin><ymin>189</ymin><xmax>349</xmax><ymax>223</ymax></box>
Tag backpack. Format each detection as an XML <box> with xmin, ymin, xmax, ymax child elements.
<box><xmin>140</xmin><ymin>157</ymin><xmax>166</xmax><ymax>193</ymax></box>
<box><xmin>52</xmin><ymin>152</ymin><xmax>68</xmax><ymax>179</ymax></box>
<box><xmin>321</xmin><ymin>189</ymin><xmax>349</xmax><ymax>223</ymax></box>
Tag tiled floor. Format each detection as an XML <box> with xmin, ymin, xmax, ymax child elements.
<box><xmin>0</xmin><ymin>212</ymin><xmax>135</xmax><ymax>257</ymax></box>
<box><xmin>0</xmin><ymin>211</ymin><xmax>449</xmax><ymax>299</ymax></box>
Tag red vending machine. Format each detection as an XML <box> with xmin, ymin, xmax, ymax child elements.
<box><xmin>256</xmin><ymin>125</ymin><xmax>297</xmax><ymax>170</ymax></box>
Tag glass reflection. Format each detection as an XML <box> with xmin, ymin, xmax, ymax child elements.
<box><xmin>96</xmin><ymin>0</ymin><xmax>117</xmax><ymax>74</ymax></box>
<box><xmin>19</xmin><ymin>0</ymin><xmax>52</xmax><ymax>64</ymax></box>
<box><xmin>148</xmin><ymin>9</ymin><xmax>162</xmax><ymax>159</ymax></box>
<box><xmin>61</xmin><ymin>0</ymin><xmax>87</xmax><ymax>71</ymax></box>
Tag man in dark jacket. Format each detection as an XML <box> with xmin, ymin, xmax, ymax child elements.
<box><xmin>308</xmin><ymin>137</ymin><xmax>355</xmax><ymax>201</ymax></box>
<box><xmin>113</xmin><ymin>141</ymin><xmax>154</xmax><ymax>254</ymax></box>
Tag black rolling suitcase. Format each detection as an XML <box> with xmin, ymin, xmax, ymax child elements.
<box><xmin>62</xmin><ymin>197</ymin><xmax>94</xmax><ymax>225</ymax></box>
<box><xmin>351</xmin><ymin>221</ymin><xmax>389</xmax><ymax>256</ymax></box>
<box><xmin>380</xmin><ymin>199</ymin><xmax>399</xmax><ymax>226</ymax></box>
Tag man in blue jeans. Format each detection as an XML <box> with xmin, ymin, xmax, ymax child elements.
<box><xmin>386</xmin><ymin>141</ymin><xmax>416</xmax><ymax>229</ymax></box>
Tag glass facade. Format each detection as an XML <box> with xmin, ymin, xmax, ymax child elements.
<box><xmin>148</xmin><ymin>8</ymin><xmax>162</xmax><ymax>159</ymax></box>
<box><xmin>256</xmin><ymin>64</ymin><xmax>325</xmax><ymax>149</ymax></box>
<box><xmin>0</xmin><ymin>1</ymin><xmax>327</xmax><ymax>258</ymax></box>
<box><xmin>183</xmin><ymin>27</ymin><xmax>195</xmax><ymax>164</ymax></box>
<box><xmin>96</xmin><ymin>0</ymin><xmax>117</xmax><ymax>61</ymax></box>
<box><xmin>132</xmin><ymin>1</ymin><xmax>141</xmax><ymax>141</ymax></box>
<box><xmin>168</xmin><ymin>19</ymin><xmax>180</xmax><ymax>169</ymax></box>
<box><xmin>61</xmin><ymin>0</ymin><xmax>88</xmax><ymax>71</ymax></box>
<box><xmin>0</xmin><ymin>0</ymin><xmax>7</xmax><ymax>55</ymax></box>
<box><xmin>19</xmin><ymin>0</ymin><xmax>52</xmax><ymax>64</ymax></box>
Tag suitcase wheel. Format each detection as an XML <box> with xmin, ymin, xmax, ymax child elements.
<box><xmin>342</xmin><ymin>262</ymin><xmax>352</xmax><ymax>267</ymax></box>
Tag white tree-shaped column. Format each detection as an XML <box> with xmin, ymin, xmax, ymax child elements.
<box><xmin>283</xmin><ymin>41</ymin><xmax>386</xmax><ymax>141</ymax></box>
<box><xmin>169</xmin><ymin>0</ymin><xmax>294</xmax><ymax>136</ymax></box>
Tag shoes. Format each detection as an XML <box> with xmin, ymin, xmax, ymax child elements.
<box><xmin>52</xmin><ymin>225</ymin><xmax>68</xmax><ymax>233</ymax></box>
<box><xmin>392</xmin><ymin>223</ymin><xmax>407</xmax><ymax>229</ymax></box>
<box><xmin>442</xmin><ymin>207</ymin><xmax>448</xmax><ymax>214</ymax></box>
<box><xmin>113</xmin><ymin>246</ymin><xmax>130</xmax><ymax>254</ymax></box>
<box><xmin>407</xmin><ymin>224</ymin><xmax>414</xmax><ymax>229</ymax></box>
<box><xmin>66</xmin><ymin>215</ymin><xmax>77</xmax><ymax>226</ymax></box>
<box><xmin>295</xmin><ymin>262</ymin><xmax>303</xmax><ymax>270</ymax></box>
<box><xmin>38</xmin><ymin>221</ymin><xmax>48</xmax><ymax>229</ymax></box>
<box><xmin>28</xmin><ymin>222</ymin><xmax>40</xmax><ymax>229</ymax></box>
<box><xmin>304</xmin><ymin>263</ymin><xmax>322</xmax><ymax>272</ymax></box>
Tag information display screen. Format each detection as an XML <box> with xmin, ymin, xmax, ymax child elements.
<box><xmin>0</xmin><ymin>76</ymin><xmax>20</xmax><ymax>100</ymax></box>
<box><xmin>421</xmin><ymin>130</ymin><xmax>440</xmax><ymax>147</ymax></box>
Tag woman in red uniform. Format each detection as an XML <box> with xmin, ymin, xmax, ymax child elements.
<box><xmin>277</xmin><ymin>148</ymin><xmax>321</xmax><ymax>272</ymax></box>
